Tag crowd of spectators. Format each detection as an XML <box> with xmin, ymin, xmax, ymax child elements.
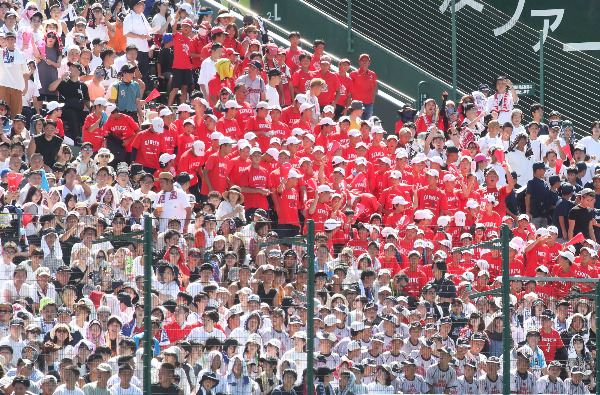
<box><xmin>1</xmin><ymin>0</ymin><xmax>600</xmax><ymax>394</ymax></box>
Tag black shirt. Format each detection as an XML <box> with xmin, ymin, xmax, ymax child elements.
<box><xmin>150</xmin><ymin>383</ymin><xmax>180</xmax><ymax>395</ymax></box>
<box><xmin>34</xmin><ymin>134</ymin><xmax>63</xmax><ymax>167</ymax></box>
<box><xmin>526</xmin><ymin>177</ymin><xmax>550</xmax><ymax>218</ymax></box>
<box><xmin>57</xmin><ymin>79</ymin><xmax>90</xmax><ymax>111</ymax></box>
<box><xmin>553</xmin><ymin>198</ymin><xmax>575</xmax><ymax>239</ymax></box>
<box><xmin>568</xmin><ymin>205</ymin><xmax>595</xmax><ymax>238</ymax></box>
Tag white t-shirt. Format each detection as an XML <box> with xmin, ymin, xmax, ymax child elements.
<box><xmin>579</xmin><ymin>136</ymin><xmax>600</xmax><ymax>163</ymax></box>
<box><xmin>0</xmin><ymin>47</ymin><xmax>28</xmax><ymax>91</ymax></box>
<box><xmin>122</xmin><ymin>12</ymin><xmax>151</xmax><ymax>52</ymax></box>
<box><xmin>109</xmin><ymin>385</ymin><xmax>142</xmax><ymax>395</ymax></box>
<box><xmin>265</xmin><ymin>84</ymin><xmax>280</xmax><ymax>106</ymax></box>
<box><xmin>0</xmin><ymin>281</ymin><xmax>33</xmax><ymax>303</ymax></box>
<box><xmin>86</xmin><ymin>25</ymin><xmax>109</xmax><ymax>44</ymax></box>
<box><xmin>53</xmin><ymin>384</ymin><xmax>85</xmax><ymax>395</ymax></box>
<box><xmin>198</xmin><ymin>57</ymin><xmax>217</xmax><ymax>94</ymax></box>
<box><xmin>154</xmin><ymin>188</ymin><xmax>190</xmax><ymax>232</ymax></box>
<box><xmin>188</xmin><ymin>326</ymin><xmax>226</xmax><ymax>343</ymax></box>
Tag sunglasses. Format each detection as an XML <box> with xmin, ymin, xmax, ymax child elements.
<box><xmin>92</xmin><ymin>9</ymin><xmax>102</xmax><ymax>12</ymax></box>
<box><xmin>99</xmin><ymin>154</ymin><xmax>110</xmax><ymax>158</ymax></box>
<box><xmin>47</xmin><ymin>34</ymin><xmax>56</xmax><ymax>39</ymax></box>
<box><xmin>113</xmin><ymin>221</ymin><xmax>125</xmax><ymax>225</ymax></box>
<box><xmin>56</xmin><ymin>329</ymin><xmax>68</xmax><ymax>333</ymax></box>
<box><xmin>189</xmin><ymin>253</ymin><xmax>201</xmax><ymax>258</ymax></box>
<box><xmin>169</xmin><ymin>251</ymin><xmax>180</xmax><ymax>255</ymax></box>
<box><xmin>27</xmin><ymin>6</ymin><xmax>37</xmax><ymax>10</ymax></box>
<box><xmin>82</xmin><ymin>147</ymin><xmax>93</xmax><ymax>151</ymax></box>
<box><xmin>95</xmin><ymin>71</ymin><xmax>105</xmax><ymax>77</ymax></box>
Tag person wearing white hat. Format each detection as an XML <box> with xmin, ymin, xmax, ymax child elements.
<box><xmin>307</xmin><ymin>184</ymin><xmax>342</xmax><ymax>233</ymax></box>
<box><xmin>177</xmin><ymin>140</ymin><xmax>206</xmax><ymax>200</ymax></box>
<box><xmin>129</xmin><ymin>116</ymin><xmax>165</xmax><ymax>173</ymax></box>
<box><xmin>245</xmin><ymin>102</ymin><xmax>273</xmax><ymax>151</ymax></box>
<box><xmin>238</xmin><ymin>144</ymin><xmax>270</xmax><ymax>221</ymax></box>
<box><xmin>268</xmin><ymin>104</ymin><xmax>291</xmax><ymax>142</ymax></box>
<box><xmin>200</xmin><ymin>132</ymin><xmax>234</xmax><ymax>197</ymax></box>
<box><xmin>216</xmin><ymin>100</ymin><xmax>243</xmax><ymax>140</ymax></box>
<box><xmin>276</xmin><ymin>169</ymin><xmax>301</xmax><ymax>238</ymax></box>
<box><xmin>414</xmin><ymin>165</ymin><xmax>444</xmax><ymax>223</ymax></box>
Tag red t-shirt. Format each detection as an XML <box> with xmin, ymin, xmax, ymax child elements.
<box><xmin>285</xmin><ymin>48</ymin><xmax>303</xmax><ymax>73</ymax></box>
<box><xmin>291</xmin><ymin>69</ymin><xmax>314</xmax><ymax>94</ymax></box>
<box><xmin>161</xmin><ymin>127</ymin><xmax>178</xmax><ymax>155</ymax></box>
<box><xmin>315</xmin><ymin>71</ymin><xmax>340</xmax><ymax>106</ymax></box>
<box><xmin>172</xmin><ymin>32</ymin><xmax>193</xmax><ymax>70</ymax></box>
<box><xmin>227</xmin><ymin>156</ymin><xmax>251</xmax><ymax>187</ymax></box>
<box><xmin>305</xmin><ymin>199</ymin><xmax>331</xmax><ymax>233</ymax></box>
<box><xmin>82</xmin><ymin>113</ymin><xmax>104</xmax><ymax>151</ymax></box>
<box><xmin>336</xmin><ymin>72</ymin><xmax>353</xmax><ymax>107</ymax></box>
<box><xmin>280</xmin><ymin>106</ymin><xmax>301</xmax><ymax>128</ymax></box>
<box><xmin>177</xmin><ymin>148</ymin><xmax>205</xmax><ymax>187</ymax></box>
<box><xmin>216</xmin><ymin>117</ymin><xmax>242</xmax><ymax>139</ymax></box>
<box><xmin>102</xmin><ymin>114</ymin><xmax>138</xmax><ymax>152</ymax></box>
<box><xmin>479</xmin><ymin>185</ymin><xmax>510</xmax><ymax>217</ymax></box>
<box><xmin>349</xmin><ymin>69</ymin><xmax>377</xmax><ymax>104</ymax></box>
<box><xmin>269</xmin><ymin>121</ymin><xmax>291</xmax><ymax>141</ymax></box>
<box><xmin>417</xmin><ymin>186</ymin><xmax>444</xmax><ymax>218</ymax></box>
<box><xmin>245</xmin><ymin>116</ymin><xmax>272</xmax><ymax>151</ymax></box>
<box><xmin>239</xmin><ymin>165</ymin><xmax>270</xmax><ymax>210</ymax></box>
<box><xmin>278</xmin><ymin>185</ymin><xmax>300</xmax><ymax>224</ymax></box>
<box><xmin>132</xmin><ymin>130</ymin><xmax>164</xmax><ymax>169</ymax></box>
<box><xmin>191</xmin><ymin>35</ymin><xmax>210</xmax><ymax>68</ymax></box>
<box><xmin>208</xmin><ymin>75</ymin><xmax>235</xmax><ymax>101</ymax></box>
<box><xmin>236</xmin><ymin>101</ymin><xmax>254</xmax><ymax>130</ymax></box>
<box><xmin>441</xmin><ymin>189</ymin><xmax>462</xmax><ymax>215</ymax></box>
<box><xmin>539</xmin><ymin>328</ymin><xmax>564</xmax><ymax>361</ymax></box>
<box><xmin>201</xmin><ymin>152</ymin><xmax>229</xmax><ymax>194</ymax></box>
<box><xmin>401</xmin><ymin>266</ymin><xmax>428</xmax><ymax>298</ymax></box>
<box><xmin>551</xmin><ymin>264</ymin><xmax>579</xmax><ymax>298</ymax></box>
<box><xmin>176</xmin><ymin>133</ymin><xmax>195</xmax><ymax>162</ymax></box>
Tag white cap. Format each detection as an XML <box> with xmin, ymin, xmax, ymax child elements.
<box><xmin>559</xmin><ymin>251</ymin><xmax>575</xmax><ymax>263</ymax></box>
<box><xmin>299</xmin><ymin>157</ymin><xmax>312</xmax><ymax>165</ymax></box>
<box><xmin>183</xmin><ymin>118</ymin><xmax>195</xmax><ymax>126</ymax></box>
<box><xmin>159</xmin><ymin>153</ymin><xmax>176</xmax><ymax>164</ymax></box>
<box><xmin>392</xmin><ymin>196</ymin><xmax>408</xmax><ymax>205</ymax></box>
<box><xmin>177</xmin><ymin>103</ymin><xmax>194</xmax><ymax>112</ymax></box>
<box><xmin>93</xmin><ymin>97</ymin><xmax>108</xmax><ymax>106</ymax></box>
<box><xmin>414</xmin><ymin>209</ymin><xmax>434</xmax><ymax>220</ymax></box>
<box><xmin>286</xmin><ymin>136</ymin><xmax>301</xmax><ymax>145</ymax></box>
<box><xmin>387</xmin><ymin>134</ymin><xmax>399</xmax><ymax>140</ymax></box>
<box><xmin>279</xmin><ymin>150</ymin><xmax>290</xmax><ymax>157</ymax></box>
<box><xmin>244</xmin><ymin>132</ymin><xmax>257</xmax><ymax>140</ymax></box>
<box><xmin>378</xmin><ymin>157</ymin><xmax>392</xmax><ymax>165</ymax></box>
<box><xmin>237</xmin><ymin>139</ymin><xmax>251</xmax><ymax>150</ymax></box>
<box><xmin>333</xmin><ymin>167</ymin><xmax>345</xmax><ymax>176</ymax></box>
<box><xmin>299</xmin><ymin>103</ymin><xmax>314</xmax><ymax>112</ymax></box>
<box><xmin>411</xmin><ymin>153</ymin><xmax>427</xmax><ymax>164</ymax></box>
<box><xmin>429</xmin><ymin>156</ymin><xmax>444</xmax><ymax>165</ymax></box>
<box><xmin>291</xmin><ymin>128</ymin><xmax>305</xmax><ymax>136</ymax></box>
<box><xmin>437</xmin><ymin>216</ymin><xmax>451</xmax><ymax>227</ymax></box>
<box><xmin>356</xmin><ymin>142</ymin><xmax>368</xmax><ymax>150</ymax></box>
<box><xmin>390</xmin><ymin>170</ymin><xmax>402</xmax><ymax>179</ymax></box>
<box><xmin>425</xmin><ymin>169</ymin><xmax>439</xmax><ymax>177</ymax></box>
<box><xmin>372</xmin><ymin>126</ymin><xmax>385</xmax><ymax>134</ymax></box>
<box><xmin>294</xmin><ymin>93</ymin><xmax>307</xmax><ymax>103</ymax></box>
<box><xmin>152</xmin><ymin>117</ymin><xmax>164</xmax><ymax>133</ymax></box>
<box><xmin>46</xmin><ymin>101</ymin><xmax>64</xmax><ymax>112</ymax></box>
<box><xmin>332</xmin><ymin>156</ymin><xmax>346</xmax><ymax>165</ymax></box>
<box><xmin>287</xmin><ymin>170</ymin><xmax>301</xmax><ymax>178</ymax></box>
<box><xmin>462</xmin><ymin>272</ymin><xmax>475</xmax><ymax>282</ymax></box>
<box><xmin>547</xmin><ymin>226</ymin><xmax>559</xmax><ymax>234</ymax></box>
<box><xmin>313</xmin><ymin>146</ymin><xmax>325</xmax><ymax>153</ymax></box>
<box><xmin>193</xmin><ymin>141</ymin><xmax>205</xmax><ymax>156</ymax></box>
<box><xmin>348</xmin><ymin>129</ymin><xmax>361</xmax><ymax>137</ymax></box>
<box><xmin>256</xmin><ymin>101</ymin><xmax>269</xmax><ymax>109</ymax></box>
<box><xmin>396</xmin><ymin>149</ymin><xmax>408</xmax><ymax>159</ymax></box>
<box><xmin>476</xmin><ymin>259</ymin><xmax>489</xmax><ymax>271</ymax></box>
<box><xmin>318</xmin><ymin>185</ymin><xmax>334</xmax><ymax>193</ymax></box>
<box><xmin>461</xmin><ymin>155</ymin><xmax>473</xmax><ymax>162</ymax></box>
<box><xmin>210</xmin><ymin>131</ymin><xmax>224</xmax><ymax>140</ymax></box>
<box><xmin>465</xmin><ymin>199</ymin><xmax>480</xmax><ymax>209</ymax></box>
<box><xmin>322</xmin><ymin>105</ymin><xmax>335</xmax><ymax>114</ymax></box>
<box><xmin>270</xmin><ymin>137</ymin><xmax>281</xmax><ymax>145</ymax></box>
<box><xmin>355</xmin><ymin>157</ymin><xmax>367</xmax><ymax>166</ymax></box>
<box><xmin>249</xmin><ymin>147</ymin><xmax>262</xmax><ymax>155</ymax></box>
<box><xmin>219</xmin><ymin>137</ymin><xmax>235</xmax><ymax>145</ymax></box>
<box><xmin>266</xmin><ymin>148</ymin><xmax>279</xmax><ymax>159</ymax></box>
<box><xmin>381</xmin><ymin>227</ymin><xmax>398</xmax><ymax>238</ymax></box>
<box><xmin>304</xmin><ymin>133</ymin><xmax>315</xmax><ymax>142</ymax></box>
<box><xmin>159</xmin><ymin>108</ymin><xmax>173</xmax><ymax>117</ymax></box>
<box><xmin>319</xmin><ymin>117</ymin><xmax>336</xmax><ymax>126</ymax></box>
<box><xmin>324</xmin><ymin>219</ymin><xmax>341</xmax><ymax>230</ymax></box>
<box><xmin>224</xmin><ymin>100</ymin><xmax>242</xmax><ymax>109</ymax></box>
<box><xmin>443</xmin><ymin>173</ymin><xmax>457</xmax><ymax>182</ymax></box>
<box><xmin>454</xmin><ymin>211</ymin><xmax>466</xmax><ymax>226</ymax></box>
<box><xmin>106</xmin><ymin>104</ymin><xmax>117</xmax><ymax>114</ymax></box>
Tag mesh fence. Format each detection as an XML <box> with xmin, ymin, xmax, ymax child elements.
<box><xmin>304</xmin><ymin>0</ymin><xmax>600</xmax><ymax>138</ymax></box>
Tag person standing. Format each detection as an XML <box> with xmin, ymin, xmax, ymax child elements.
<box><xmin>0</xmin><ymin>31</ymin><xmax>30</xmax><ymax>118</ymax></box>
<box><xmin>334</xmin><ymin>58</ymin><xmax>353</xmax><ymax>120</ymax></box>
<box><xmin>154</xmin><ymin>172</ymin><xmax>191</xmax><ymax>233</ymax></box>
<box><xmin>109</xmin><ymin>63</ymin><xmax>143</xmax><ymax>124</ymax></box>
<box><xmin>122</xmin><ymin>0</ymin><xmax>151</xmax><ymax>90</ymax></box>
<box><xmin>236</xmin><ymin>60</ymin><xmax>266</xmax><ymax>109</ymax></box>
<box><xmin>350</xmin><ymin>54</ymin><xmax>377</xmax><ymax>119</ymax></box>
<box><xmin>568</xmin><ymin>188</ymin><xmax>597</xmax><ymax>243</ymax></box>
<box><xmin>167</xmin><ymin>16</ymin><xmax>195</xmax><ymax>107</ymax></box>
<box><xmin>48</xmin><ymin>61</ymin><xmax>90</xmax><ymax>145</ymax></box>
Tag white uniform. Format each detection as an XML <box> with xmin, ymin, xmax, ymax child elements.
<box><xmin>479</xmin><ymin>374</ymin><xmax>503</xmax><ymax>394</ymax></box>
<box><xmin>425</xmin><ymin>363</ymin><xmax>458</xmax><ymax>394</ymax></box>
<box><xmin>563</xmin><ymin>378</ymin><xmax>590</xmax><ymax>395</ymax></box>
<box><xmin>510</xmin><ymin>369</ymin><xmax>538</xmax><ymax>394</ymax></box>
<box><xmin>536</xmin><ymin>375</ymin><xmax>565</xmax><ymax>394</ymax></box>
<box><xmin>397</xmin><ymin>374</ymin><xmax>428</xmax><ymax>394</ymax></box>
<box><xmin>456</xmin><ymin>376</ymin><xmax>479</xmax><ymax>394</ymax></box>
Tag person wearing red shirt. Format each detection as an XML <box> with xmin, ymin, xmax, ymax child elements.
<box><xmin>378</xmin><ymin>243</ymin><xmax>402</xmax><ymax>276</ymax></box>
<box><xmin>207</xmin><ymin>59</ymin><xmax>235</xmax><ymax>107</ymax></box>
<box><xmin>367</xmin><ymin>128</ymin><xmax>388</xmax><ymax>164</ymax></box>
<box><xmin>245</xmin><ymin>102</ymin><xmax>272</xmax><ymax>151</ymax></box>
<box><xmin>291</xmin><ymin>103</ymin><xmax>314</xmax><ymax>134</ymax></box>
<box><xmin>401</xmin><ymin>251</ymin><xmax>428</xmax><ymax>299</ymax></box>
<box><xmin>415</xmin><ymin>169</ymin><xmax>444</xmax><ymax>221</ymax></box>
<box><xmin>280</xmin><ymin>94</ymin><xmax>304</xmax><ymax>127</ymax></box>
<box><xmin>82</xmin><ymin>98</ymin><xmax>108</xmax><ymax>152</ymax></box>
<box><xmin>539</xmin><ymin>310</ymin><xmax>565</xmax><ymax>362</ymax></box>
<box><xmin>239</xmin><ymin>147</ymin><xmax>271</xmax><ymax>219</ymax></box>
<box><xmin>226</xmin><ymin>141</ymin><xmax>251</xmax><ymax>187</ymax></box>
<box><xmin>131</xmin><ymin>117</ymin><xmax>166</xmax><ymax>173</ymax></box>
<box><xmin>309</xmin><ymin>39</ymin><xmax>325</xmax><ymax>71</ymax></box>
<box><xmin>199</xmin><ymin>27</ymin><xmax>226</xmax><ymax>62</ymax></box>
<box><xmin>233</xmin><ymin>83</ymin><xmax>254</xmax><ymax>130</ymax></box>
<box><xmin>314</xmin><ymin>57</ymin><xmax>340</xmax><ymax>107</ymax></box>
<box><xmin>169</xmin><ymin>103</ymin><xmax>194</xmax><ymax>136</ymax></box>
<box><xmin>201</xmin><ymin>136</ymin><xmax>234</xmax><ymax>196</ymax></box>
<box><xmin>216</xmin><ymin>100</ymin><xmax>242</xmax><ymax>139</ymax></box>
<box><xmin>334</xmin><ymin>59</ymin><xmax>353</xmax><ymax>120</ymax></box>
<box><xmin>102</xmin><ymin>107</ymin><xmax>139</xmax><ymax>162</ymax></box>
<box><xmin>346</xmin><ymin>223</ymin><xmax>370</xmax><ymax>258</ymax></box>
<box><xmin>269</xmin><ymin>106</ymin><xmax>291</xmax><ymax>141</ymax></box>
<box><xmin>573</xmin><ymin>247</ymin><xmax>597</xmax><ymax>292</ymax></box>
<box><xmin>478</xmin><ymin>195</ymin><xmax>502</xmax><ymax>231</ymax></box>
<box><xmin>440</xmin><ymin>173</ymin><xmax>462</xmax><ymax>216</ymax></box>
<box><xmin>167</xmin><ymin>17</ymin><xmax>195</xmax><ymax>108</ymax></box>
<box><xmin>285</xmin><ymin>31</ymin><xmax>302</xmax><ymax>74</ymax></box>
<box><xmin>45</xmin><ymin>102</ymin><xmax>65</xmax><ymax>137</ymax></box>
<box><xmin>291</xmin><ymin>53</ymin><xmax>314</xmax><ymax>96</ymax></box>
<box><xmin>191</xmin><ymin>21</ymin><xmax>211</xmax><ymax>71</ymax></box>
<box><xmin>371</xmin><ymin>157</ymin><xmax>391</xmax><ymax>199</ymax></box>
<box><xmin>349</xmin><ymin>54</ymin><xmax>377</xmax><ymax>119</ymax></box>
<box><xmin>524</xmin><ymin>232</ymin><xmax>551</xmax><ymax>277</ymax></box>
<box><xmin>478</xmin><ymin>164</ymin><xmax>515</xmax><ymax>217</ymax></box>
<box><xmin>276</xmin><ymin>169</ymin><xmax>301</xmax><ymax>238</ymax></box>
<box><xmin>552</xmin><ymin>251</ymin><xmax>579</xmax><ymax>299</ymax></box>
<box><xmin>177</xmin><ymin>140</ymin><xmax>206</xmax><ymax>197</ymax></box>
<box><xmin>352</xmin><ymin>192</ymin><xmax>380</xmax><ymax>224</ymax></box>
<box><xmin>175</xmin><ymin>118</ymin><xmax>196</xmax><ymax>162</ymax></box>
<box><xmin>306</xmin><ymin>184</ymin><xmax>340</xmax><ymax>234</ymax></box>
